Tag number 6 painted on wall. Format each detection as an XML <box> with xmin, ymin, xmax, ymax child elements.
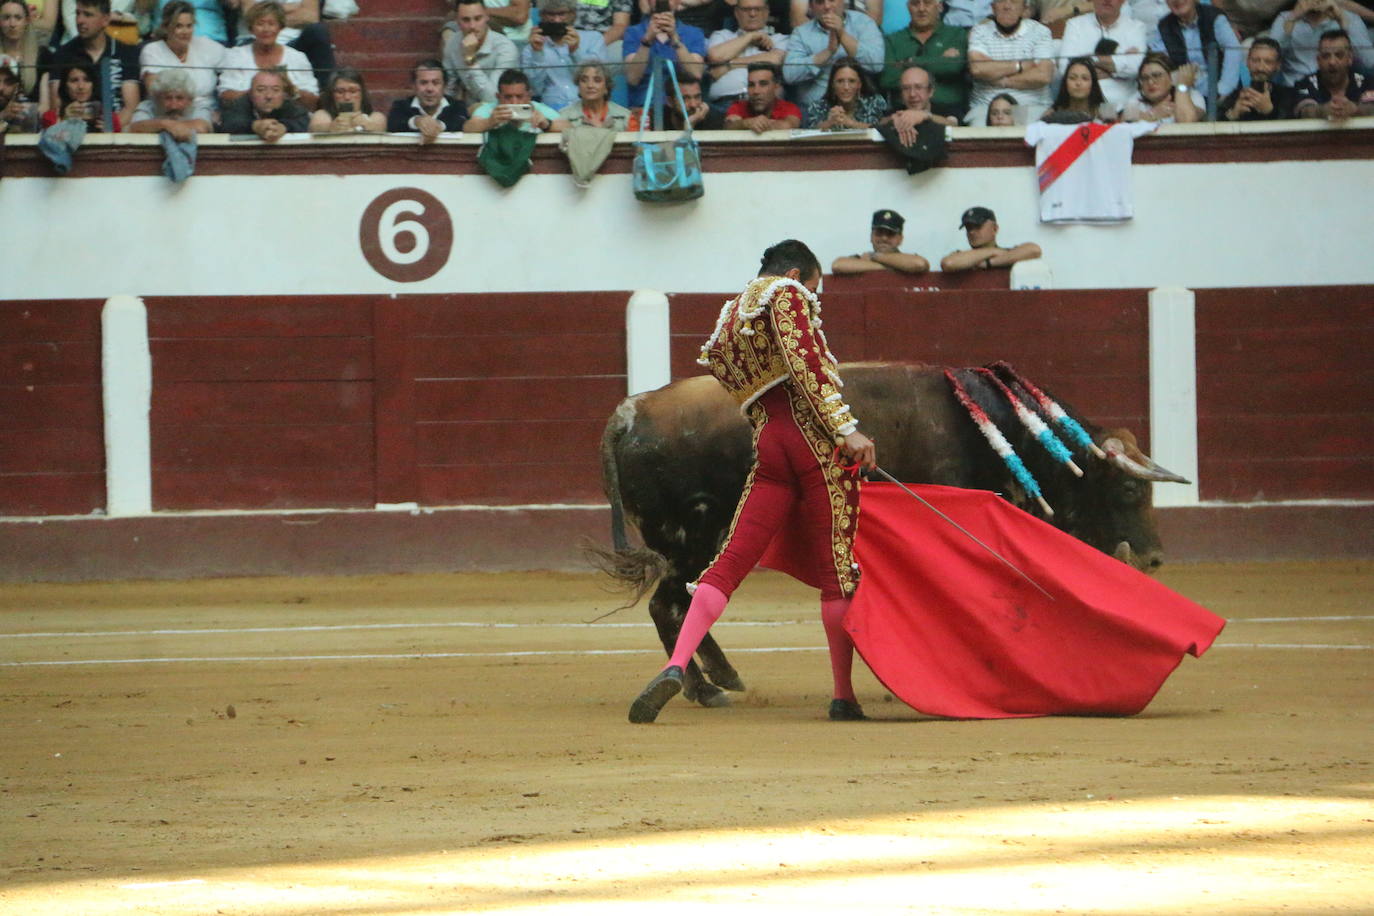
<box><xmin>360</xmin><ymin>188</ymin><xmax>454</xmax><ymax>282</ymax></box>
<box><xmin>379</xmin><ymin>200</ymin><xmax>431</xmax><ymax>266</ymax></box>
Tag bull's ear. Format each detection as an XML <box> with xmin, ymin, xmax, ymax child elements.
<box><xmin>1101</xmin><ymin>436</ymin><xmax>1191</xmax><ymax>484</ymax></box>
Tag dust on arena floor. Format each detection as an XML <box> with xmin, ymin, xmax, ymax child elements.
<box><xmin>0</xmin><ymin>561</ymin><xmax>1370</xmax><ymax>914</ymax></box>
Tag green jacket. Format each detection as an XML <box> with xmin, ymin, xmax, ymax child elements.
<box><xmin>881</xmin><ymin>23</ymin><xmax>969</xmax><ymax>117</ymax></box>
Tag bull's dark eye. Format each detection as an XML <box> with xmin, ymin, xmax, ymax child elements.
<box><xmin>1117</xmin><ymin>479</ymin><xmax>1145</xmax><ymax>502</ymax></box>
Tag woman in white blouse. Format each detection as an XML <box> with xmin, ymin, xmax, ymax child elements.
<box><xmin>140</xmin><ymin>1</ymin><xmax>225</xmax><ymax>111</ymax></box>
<box><xmin>216</xmin><ymin>0</ymin><xmax>318</xmax><ymax>109</ymax></box>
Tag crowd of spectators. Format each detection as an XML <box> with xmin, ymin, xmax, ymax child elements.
<box><xmin>3</xmin><ymin>0</ymin><xmax>1372</xmax><ymax>140</ymax></box>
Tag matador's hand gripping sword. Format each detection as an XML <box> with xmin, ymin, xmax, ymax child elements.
<box><xmin>867</xmin><ymin>466</ymin><xmax>1056</xmax><ymax>602</ymax></box>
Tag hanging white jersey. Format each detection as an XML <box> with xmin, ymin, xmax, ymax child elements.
<box><xmin>1024</xmin><ymin>121</ymin><xmax>1156</xmax><ymax>224</ymax></box>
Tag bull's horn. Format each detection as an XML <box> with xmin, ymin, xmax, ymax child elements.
<box><xmin>1102</xmin><ymin>437</ymin><xmax>1192</xmax><ymax>484</ymax></box>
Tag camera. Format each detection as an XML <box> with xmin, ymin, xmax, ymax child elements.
<box><xmin>337</xmin><ymin>101</ymin><xmax>356</xmax><ymax>113</ymax></box>
<box><xmin>504</xmin><ymin>103</ymin><xmax>533</xmax><ymax>120</ymax></box>
<box><xmin>542</xmin><ymin>20</ymin><xmax>567</xmax><ymax>39</ymax></box>
<box><xmin>1250</xmin><ymin>79</ymin><xmax>1269</xmax><ymax>93</ymax></box>
<box><xmin>653</xmin><ymin>0</ymin><xmax>671</xmax><ymax>12</ymax></box>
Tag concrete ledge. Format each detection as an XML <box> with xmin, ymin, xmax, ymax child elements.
<box><xmin>1</xmin><ymin>501</ymin><xmax>1369</xmax><ymax>583</ymax></box>
<box><xmin>1156</xmin><ymin>503</ymin><xmax>1374</xmax><ymax>564</ymax></box>
<box><xmin>0</xmin><ymin>506</ymin><xmax>613</xmax><ymax>584</ymax></box>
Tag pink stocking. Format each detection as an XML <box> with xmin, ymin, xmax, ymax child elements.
<box><xmin>821</xmin><ymin>597</ymin><xmax>856</xmax><ymax>701</ymax></box>
<box><xmin>667</xmin><ymin>583</ymin><xmax>728</xmax><ymax>670</ymax></box>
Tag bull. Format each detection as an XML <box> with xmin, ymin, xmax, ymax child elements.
<box><xmin>593</xmin><ymin>362</ymin><xmax>1188</xmax><ymax>709</ymax></box>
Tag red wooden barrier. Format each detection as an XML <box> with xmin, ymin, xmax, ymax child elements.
<box><xmin>1195</xmin><ymin>286</ymin><xmax>1374</xmax><ymax>501</ymax></box>
<box><xmin>671</xmin><ymin>287</ymin><xmax>1149</xmax><ymax>441</ymax></box>
<box><xmin>4</xmin><ymin>286</ymin><xmax>1370</xmax><ymax>517</ymax></box>
<box><xmin>145</xmin><ymin>297</ymin><xmax>377</xmax><ymax>510</ymax></box>
<box><xmin>0</xmin><ymin>300</ymin><xmax>106</xmax><ymax>515</ymax></box>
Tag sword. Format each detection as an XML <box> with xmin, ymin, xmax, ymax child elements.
<box><xmin>867</xmin><ymin>466</ymin><xmax>1055</xmax><ymax>602</ymax></box>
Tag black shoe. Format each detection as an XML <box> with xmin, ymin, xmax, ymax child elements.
<box><xmin>629</xmin><ymin>666</ymin><xmax>684</xmax><ymax>724</ymax></box>
<box><xmin>828</xmin><ymin>698</ymin><xmax>867</xmax><ymax>721</ymax></box>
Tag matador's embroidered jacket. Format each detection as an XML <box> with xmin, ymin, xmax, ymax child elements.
<box><xmin>698</xmin><ymin>276</ymin><xmax>858</xmax><ymax>441</ymax></box>
<box><xmin>696</xmin><ymin>275</ymin><xmax>863</xmax><ymax>597</ymax></box>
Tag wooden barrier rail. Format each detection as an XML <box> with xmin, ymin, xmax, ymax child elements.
<box><xmin>2</xmin><ymin>285</ymin><xmax>1371</xmax><ymax>518</ymax></box>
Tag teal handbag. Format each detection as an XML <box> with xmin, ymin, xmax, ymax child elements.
<box><xmin>633</xmin><ymin>59</ymin><xmax>704</xmax><ymax>203</ymax></box>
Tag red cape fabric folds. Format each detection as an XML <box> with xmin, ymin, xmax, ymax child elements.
<box><xmin>760</xmin><ymin>483</ymin><xmax>1225</xmax><ymax>719</ymax></box>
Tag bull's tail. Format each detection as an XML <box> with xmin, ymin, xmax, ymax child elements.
<box><xmin>582</xmin><ymin>542</ymin><xmax>666</xmax><ymax>609</ymax></box>
<box><xmin>582</xmin><ymin>398</ymin><xmax>668</xmax><ymax>608</ymax></box>
<box><xmin>599</xmin><ymin>398</ymin><xmax>635</xmax><ymax>553</ymax></box>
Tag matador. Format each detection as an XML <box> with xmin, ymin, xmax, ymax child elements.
<box><xmin>628</xmin><ymin>239</ymin><xmax>877</xmax><ymax>724</ymax></box>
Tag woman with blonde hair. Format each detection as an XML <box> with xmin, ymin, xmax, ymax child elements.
<box><xmin>140</xmin><ymin>0</ymin><xmax>225</xmax><ymax>110</ymax></box>
<box><xmin>0</xmin><ymin>0</ymin><xmax>52</xmax><ymax>110</ymax></box>
<box><xmin>217</xmin><ymin>1</ymin><xmax>318</xmax><ymax>108</ymax></box>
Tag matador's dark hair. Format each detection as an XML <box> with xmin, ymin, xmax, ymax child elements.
<box><xmin>758</xmin><ymin>239</ymin><xmax>821</xmax><ymax>282</ymax></box>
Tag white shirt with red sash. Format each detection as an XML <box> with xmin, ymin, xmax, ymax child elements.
<box><xmin>1023</xmin><ymin>120</ymin><xmax>1156</xmax><ymax>224</ymax></box>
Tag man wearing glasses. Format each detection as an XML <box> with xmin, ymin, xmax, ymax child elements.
<box><xmin>881</xmin><ymin>0</ymin><xmax>969</xmax><ymax>123</ymax></box>
<box><xmin>706</xmin><ymin>0</ymin><xmax>790</xmax><ymax>115</ymax></box>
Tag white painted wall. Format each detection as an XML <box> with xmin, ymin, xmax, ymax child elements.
<box><xmin>6</xmin><ymin>128</ymin><xmax>1374</xmax><ymax>299</ymax></box>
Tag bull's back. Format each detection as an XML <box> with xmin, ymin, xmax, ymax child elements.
<box><xmin>842</xmin><ymin>364</ymin><xmax>991</xmax><ymax>488</ymax></box>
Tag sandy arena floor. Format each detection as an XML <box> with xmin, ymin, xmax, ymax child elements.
<box><xmin>1</xmin><ymin>561</ymin><xmax>1371</xmax><ymax>914</ymax></box>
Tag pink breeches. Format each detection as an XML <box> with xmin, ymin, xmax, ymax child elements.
<box><xmin>698</xmin><ymin>385</ymin><xmax>849</xmax><ymax>602</ymax></box>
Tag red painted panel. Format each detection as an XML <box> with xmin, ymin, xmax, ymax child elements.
<box><xmin>824</xmin><ymin>270</ymin><xmax>1010</xmax><ymax>293</ymax></box>
<box><xmin>0</xmin><ymin>341</ymin><xmax>101</xmax><ymax>386</ymax></box>
<box><xmin>866</xmin><ymin>289</ymin><xmax>1149</xmax><ymax>334</ymax></box>
<box><xmin>410</xmin><ymin>293</ymin><xmax>625</xmax><ymax>337</ymax></box>
<box><xmin>670</xmin><ymin>338</ymin><xmax>711</xmax><ymax>379</ymax></box>
<box><xmin>0</xmin><ymin>472</ymin><xmax>104</xmax><ymax>515</ymax></box>
<box><xmin>1195</xmin><ymin>285</ymin><xmax>1374</xmax><ymax>501</ymax></box>
<box><xmin>415</xmin><ymin>377</ymin><xmax>625</xmax><ymax>423</ymax></box>
<box><xmin>1198</xmin><ymin>415</ymin><xmax>1367</xmax><ymax>462</ymax></box>
<box><xmin>0</xmin><ymin>301</ymin><xmax>103</xmax><ymax>342</ymax></box>
<box><xmin>412</xmin><ymin>334</ymin><xmax>623</xmax><ymax>379</ymax></box>
<box><xmin>151</xmin><ymin>338</ymin><xmax>375</xmax><ymax>382</ymax></box>
<box><xmin>153</xmin><ymin>381</ymin><xmax>374</xmax><ymax>425</ymax></box>
<box><xmin>1199</xmin><ymin>368</ymin><xmax>1360</xmax><ymax>415</ymax></box>
<box><xmin>154</xmin><ymin>467</ymin><xmax>374</xmax><ymax>510</ymax></box>
<box><xmin>0</xmin><ymin>428</ymin><xmax>104</xmax><ymax>474</ymax></box>
<box><xmin>1195</xmin><ymin>286</ymin><xmax>1374</xmax><ymax>331</ymax></box>
<box><xmin>0</xmin><ymin>384</ymin><xmax>103</xmax><ymax>430</ymax></box>
<box><xmin>670</xmin><ymin>294</ymin><xmax>734</xmax><ymax>335</ymax></box>
<box><xmin>417</xmin><ymin>419</ymin><xmax>605</xmax><ymax>466</ymax></box>
<box><xmin>417</xmin><ymin>464</ymin><xmax>604</xmax><ymax>504</ymax></box>
<box><xmin>1196</xmin><ymin>327</ymin><xmax>1373</xmax><ymax>375</ymax></box>
<box><xmin>1199</xmin><ymin>458</ymin><xmax>1374</xmax><ymax>502</ymax></box>
<box><xmin>145</xmin><ymin>298</ymin><xmax>374</xmax><ymax>338</ymax></box>
<box><xmin>151</xmin><ymin>423</ymin><xmax>373</xmax><ymax>469</ymax></box>
<box><xmin>373</xmin><ymin>298</ymin><xmax>418</xmax><ymax>505</ymax></box>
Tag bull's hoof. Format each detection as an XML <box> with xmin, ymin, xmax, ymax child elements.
<box><xmin>628</xmin><ymin>666</ymin><xmax>683</xmax><ymax>724</ymax></box>
<box><xmin>706</xmin><ymin>668</ymin><xmax>747</xmax><ymax>692</ymax></box>
<box><xmin>692</xmin><ymin>682</ymin><xmax>733</xmax><ymax>708</ymax></box>
<box><xmin>828</xmin><ymin>698</ymin><xmax>867</xmax><ymax>721</ymax></box>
